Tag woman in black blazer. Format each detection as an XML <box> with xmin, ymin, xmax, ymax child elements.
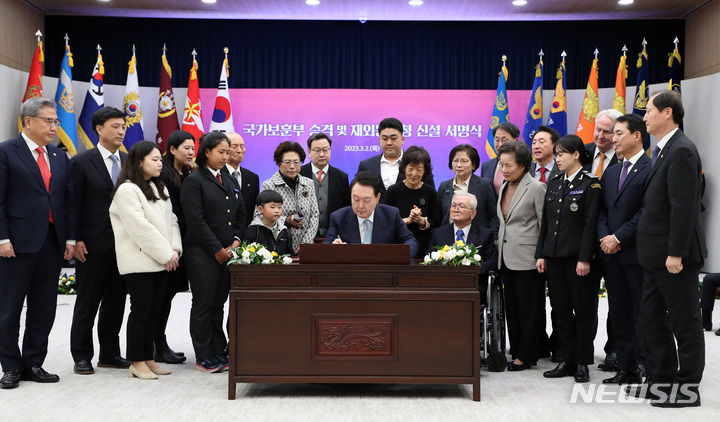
<box><xmin>181</xmin><ymin>132</ymin><xmax>246</xmax><ymax>373</ymax></box>
<box><xmin>535</xmin><ymin>135</ymin><xmax>601</xmax><ymax>383</ymax></box>
<box><xmin>154</xmin><ymin>130</ymin><xmax>195</xmax><ymax>364</ymax></box>
<box><xmin>436</xmin><ymin>144</ymin><xmax>499</xmax><ymax>237</ymax></box>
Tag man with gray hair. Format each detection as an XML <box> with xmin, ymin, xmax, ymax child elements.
<box><xmin>224</xmin><ymin>132</ymin><xmax>259</xmax><ymax>225</ymax></box>
<box><xmin>0</xmin><ymin>97</ymin><xmax>77</xmax><ymax>389</ymax></box>
<box><xmin>426</xmin><ymin>192</ymin><xmax>497</xmax><ymax>274</ymax></box>
<box><xmin>584</xmin><ymin>109</ymin><xmax>623</xmax><ymax>179</ymax></box>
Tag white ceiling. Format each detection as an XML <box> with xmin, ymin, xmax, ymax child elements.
<box><xmin>29</xmin><ymin>0</ymin><xmax>709</xmax><ymax>21</ymax></box>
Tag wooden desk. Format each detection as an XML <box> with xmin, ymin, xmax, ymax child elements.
<box><xmin>228</xmin><ymin>263</ymin><xmax>482</xmax><ymax>401</ymax></box>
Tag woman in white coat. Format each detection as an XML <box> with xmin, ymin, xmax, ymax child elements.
<box><xmin>109</xmin><ymin>141</ymin><xmax>182</xmax><ymax>380</ymax></box>
<box><xmin>496</xmin><ymin>141</ymin><xmax>546</xmax><ymax>371</ymax></box>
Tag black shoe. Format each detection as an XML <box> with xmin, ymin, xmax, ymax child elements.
<box><xmin>702</xmin><ymin>310</ymin><xmax>712</xmax><ymax>331</ymax></box>
<box><xmin>97</xmin><ymin>356</ymin><xmax>131</xmax><ymax>369</ymax></box>
<box><xmin>20</xmin><ymin>365</ymin><xmax>59</xmax><ymax>383</ymax></box>
<box><xmin>507</xmin><ymin>361</ymin><xmax>535</xmax><ymax>372</ymax></box>
<box><xmin>73</xmin><ymin>360</ymin><xmax>94</xmax><ymax>375</ymax></box>
<box><xmin>168</xmin><ymin>346</ymin><xmax>185</xmax><ymax>358</ymax></box>
<box><xmin>624</xmin><ymin>380</ymin><xmax>660</xmax><ymax>400</ymax></box>
<box><xmin>216</xmin><ymin>353</ymin><xmax>229</xmax><ymax>371</ymax></box>
<box><xmin>0</xmin><ymin>370</ymin><xmax>21</xmax><ymax>389</ymax></box>
<box><xmin>651</xmin><ymin>391</ymin><xmax>701</xmax><ymax>408</ymax></box>
<box><xmin>715</xmin><ymin>328</ymin><xmax>720</xmax><ymax>336</ymax></box>
<box><xmin>597</xmin><ymin>362</ymin><xmax>618</xmax><ymax>372</ymax></box>
<box><xmin>154</xmin><ymin>343</ymin><xmax>186</xmax><ymax>364</ymax></box>
<box><xmin>543</xmin><ymin>362</ymin><xmax>575</xmax><ymax>378</ymax></box>
<box><xmin>574</xmin><ymin>364</ymin><xmax>590</xmax><ymax>383</ymax></box>
<box><xmin>602</xmin><ymin>369</ymin><xmax>643</xmax><ymax>384</ymax></box>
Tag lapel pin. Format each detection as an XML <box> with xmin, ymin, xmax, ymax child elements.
<box><xmin>634</xmin><ymin>169</ymin><xmax>637</xmax><ymax>172</ymax></box>
<box><xmin>53</xmin><ymin>153</ymin><xmax>57</xmax><ymax>156</ymax></box>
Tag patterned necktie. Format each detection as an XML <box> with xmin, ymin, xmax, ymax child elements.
<box><xmin>651</xmin><ymin>146</ymin><xmax>661</xmax><ymax>165</ymax></box>
<box><xmin>109</xmin><ymin>154</ymin><xmax>120</xmax><ymax>185</ymax></box>
<box><xmin>456</xmin><ymin>229</ymin><xmax>464</xmax><ymax>243</ymax></box>
<box><xmin>493</xmin><ymin>165</ymin><xmax>503</xmax><ymax>194</ymax></box>
<box><xmin>232</xmin><ymin>170</ymin><xmax>241</xmax><ymax>188</ymax></box>
<box><xmin>216</xmin><ymin>173</ymin><xmax>222</xmax><ymax>184</ymax></box>
<box><xmin>595</xmin><ymin>153</ymin><xmax>605</xmax><ymax>179</ymax></box>
<box><xmin>618</xmin><ymin>161</ymin><xmax>632</xmax><ymax>190</ymax></box>
<box><xmin>362</xmin><ymin>219</ymin><xmax>372</xmax><ymax>244</ymax></box>
<box><xmin>35</xmin><ymin>147</ymin><xmax>54</xmax><ymax>223</ymax></box>
<box><xmin>317</xmin><ymin>170</ymin><xmax>324</xmax><ymax>183</ymax></box>
<box><xmin>538</xmin><ymin>167</ymin><xmax>547</xmax><ymax>183</ymax></box>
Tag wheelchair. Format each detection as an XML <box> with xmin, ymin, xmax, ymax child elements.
<box><xmin>481</xmin><ymin>271</ymin><xmax>507</xmax><ymax>372</ymax></box>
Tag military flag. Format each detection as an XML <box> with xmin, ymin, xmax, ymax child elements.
<box><xmin>522</xmin><ymin>50</ymin><xmax>543</xmax><ymax>148</ymax></box>
<box><xmin>182</xmin><ymin>49</ymin><xmax>204</xmax><ymax>152</ymax></box>
<box><xmin>122</xmin><ymin>45</ymin><xmax>145</xmax><ymax>150</ymax></box>
<box><xmin>209</xmin><ymin>47</ymin><xmax>234</xmax><ymax>132</ymax></box>
<box><xmin>156</xmin><ymin>44</ymin><xmax>180</xmax><ymax>152</ymax></box>
<box><xmin>575</xmin><ymin>49</ymin><xmax>599</xmax><ymax>144</ymax></box>
<box><xmin>77</xmin><ymin>44</ymin><xmax>105</xmax><ymax>149</ymax></box>
<box><xmin>668</xmin><ymin>37</ymin><xmax>683</xmax><ymax>131</ymax></box>
<box><xmin>547</xmin><ymin>51</ymin><xmax>568</xmax><ymax>137</ymax></box>
<box><xmin>632</xmin><ymin>39</ymin><xmax>650</xmax><ymax>152</ymax></box>
<box><xmin>612</xmin><ymin>46</ymin><xmax>628</xmax><ymax>114</ymax></box>
<box><xmin>486</xmin><ymin>55</ymin><xmax>509</xmax><ymax>159</ymax></box>
<box><xmin>19</xmin><ymin>30</ymin><xmax>44</xmax><ymax>132</ymax></box>
<box><xmin>55</xmin><ymin>34</ymin><xmax>78</xmax><ymax>155</ymax></box>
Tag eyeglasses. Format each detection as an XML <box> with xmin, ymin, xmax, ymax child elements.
<box><xmin>450</xmin><ymin>203</ymin><xmax>474</xmax><ymax>210</ymax></box>
<box><xmin>281</xmin><ymin>160</ymin><xmax>301</xmax><ymax>166</ymax></box>
<box><xmin>31</xmin><ymin>116</ymin><xmax>61</xmax><ymax>126</ymax></box>
<box><xmin>310</xmin><ymin>148</ymin><xmax>331</xmax><ymax>154</ymax></box>
<box><xmin>452</xmin><ymin>158</ymin><xmax>471</xmax><ymax>165</ymax></box>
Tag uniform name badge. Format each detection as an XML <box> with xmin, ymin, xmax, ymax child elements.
<box><xmin>570</xmin><ymin>202</ymin><xmax>579</xmax><ymax>212</ymax></box>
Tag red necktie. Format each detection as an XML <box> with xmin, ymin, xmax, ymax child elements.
<box><xmin>216</xmin><ymin>173</ymin><xmax>222</xmax><ymax>184</ymax></box>
<box><xmin>317</xmin><ymin>170</ymin><xmax>324</xmax><ymax>183</ymax></box>
<box><xmin>36</xmin><ymin>147</ymin><xmax>54</xmax><ymax>223</ymax></box>
<box><xmin>538</xmin><ymin>167</ymin><xmax>547</xmax><ymax>183</ymax></box>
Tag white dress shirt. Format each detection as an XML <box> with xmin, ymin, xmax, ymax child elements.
<box><xmin>380</xmin><ymin>151</ymin><xmax>403</xmax><ymax>190</ymax></box>
<box><xmin>357</xmin><ymin>211</ymin><xmax>375</xmax><ymax>244</ymax></box>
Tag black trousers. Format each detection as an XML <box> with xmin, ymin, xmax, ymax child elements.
<box><xmin>700</xmin><ymin>273</ymin><xmax>720</xmax><ymax>311</ymax></box>
<box><xmin>0</xmin><ymin>224</ymin><xmax>62</xmax><ymax>371</ymax></box>
<box><xmin>187</xmin><ymin>246</ymin><xmax>230</xmax><ymax>361</ymax></box>
<box><xmin>502</xmin><ymin>268</ymin><xmax>544</xmax><ymax>363</ymax></box>
<box><xmin>545</xmin><ymin>257</ymin><xmax>598</xmax><ymax>365</ymax></box>
<box><xmin>641</xmin><ymin>264</ymin><xmax>705</xmax><ymax>384</ymax></box>
<box><xmin>124</xmin><ymin>271</ymin><xmax>168</xmax><ymax>362</ymax></box>
<box><xmin>154</xmin><ymin>255</ymin><xmax>188</xmax><ymax>344</ymax></box>
<box><xmin>70</xmin><ymin>249</ymin><xmax>127</xmax><ymax>362</ymax></box>
<box><xmin>602</xmin><ymin>257</ymin><xmax>643</xmax><ymax>371</ymax></box>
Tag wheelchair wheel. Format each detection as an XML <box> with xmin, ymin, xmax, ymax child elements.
<box><xmin>482</xmin><ymin>272</ymin><xmax>507</xmax><ymax>372</ymax></box>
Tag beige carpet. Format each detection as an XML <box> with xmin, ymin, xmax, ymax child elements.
<box><xmin>3</xmin><ymin>292</ymin><xmax>719</xmax><ymax>421</ymax></box>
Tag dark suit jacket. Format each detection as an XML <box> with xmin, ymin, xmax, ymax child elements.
<box><xmin>583</xmin><ymin>143</ymin><xmax>621</xmax><ymax>174</ymax></box>
<box><xmin>0</xmin><ymin>135</ymin><xmax>76</xmax><ymax>253</ymax></box>
<box><xmin>637</xmin><ymin>130</ymin><xmax>707</xmax><ymax>269</ymax></box>
<box><xmin>597</xmin><ymin>154</ymin><xmax>650</xmax><ymax>265</ymax></box>
<box><xmin>427</xmin><ymin>223</ymin><xmax>498</xmax><ymax>273</ymax></box>
<box><xmin>222</xmin><ymin>165</ymin><xmax>259</xmax><ymax>222</ymax></box>
<box><xmin>70</xmin><ymin>147</ymin><xmax>126</xmax><ymax>253</ymax></box>
<box><xmin>356</xmin><ymin>153</ymin><xmax>435</xmax><ymax>201</ymax></box>
<box><xmin>300</xmin><ymin>163</ymin><xmax>351</xmax><ymax>216</ymax></box>
<box><xmin>530</xmin><ymin>160</ymin><xmax>564</xmax><ymax>183</ymax></box>
<box><xmin>181</xmin><ymin>166</ymin><xmax>247</xmax><ymax>255</ymax></box>
<box><xmin>480</xmin><ymin>158</ymin><xmax>498</xmax><ymax>181</ymax></box>
<box><xmin>436</xmin><ymin>174</ymin><xmax>499</xmax><ymax>237</ymax></box>
<box><xmin>323</xmin><ymin>204</ymin><xmax>419</xmax><ymax>258</ymax></box>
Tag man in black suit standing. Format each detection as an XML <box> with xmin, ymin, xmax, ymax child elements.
<box><xmin>584</xmin><ymin>109</ymin><xmax>622</xmax><ymax>179</ymax></box>
<box><xmin>356</xmin><ymin>117</ymin><xmax>434</xmax><ymax>201</ymax></box>
<box><xmin>530</xmin><ymin>126</ymin><xmax>563</xmax><ymax>183</ymax></box>
<box><xmin>630</xmin><ymin>91</ymin><xmax>706</xmax><ymax>408</ymax></box>
<box><xmin>300</xmin><ymin>132</ymin><xmax>350</xmax><ymax>238</ymax></box>
<box><xmin>597</xmin><ymin>114</ymin><xmax>650</xmax><ymax>385</ymax></box>
<box><xmin>0</xmin><ymin>98</ymin><xmax>77</xmax><ymax>389</ymax></box>
<box><xmin>69</xmin><ymin>107</ymin><xmax>131</xmax><ymax>375</ymax></box>
<box><xmin>225</xmin><ymin>132</ymin><xmax>259</xmax><ymax>224</ymax></box>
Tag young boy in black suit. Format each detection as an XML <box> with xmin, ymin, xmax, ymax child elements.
<box><xmin>244</xmin><ymin>190</ymin><xmax>292</xmax><ymax>255</ymax></box>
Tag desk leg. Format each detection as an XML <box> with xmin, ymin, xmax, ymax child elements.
<box><xmin>228</xmin><ymin>377</ymin><xmax>236</xmax><ymax>400</ymax></box>
<box><xmin>473</xmin><ymin>380</ymin><xmax>480</xmax><ymax>401</ymax></box>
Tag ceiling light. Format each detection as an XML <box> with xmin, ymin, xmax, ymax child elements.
<box><xmin>201</xmin><ymin>0</ymin><xmax>216</xmax><ymax>4</ymax></box>
<box><xmin>305</xmin><ymin>0</ymin><xmax>320</xmax><ymax>5</ymax></box>
<box><xmin>512</xmin><ymin>0</ymin><xmax>528</xmax><ymax>6</ymax></box>
<box><xmin>618</xmin><ymin>0</ymin><xmax>633</xmax><ymax>4</ymax></box>
<box><xmin>409</xmin><ymin>0</ymin><xmax>424</xmax><ymax>5</ymax></box>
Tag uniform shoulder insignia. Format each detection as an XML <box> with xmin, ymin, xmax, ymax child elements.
<box><xmin>584</xmin><ymin>171</ymin><xmax>598</xmax><ymax>179</ymax></box>
<box><xmin>550</xmin><ymin>173</ymin><xmax>563</xmax><ymax>180</ymax></box>
<box><xmin>591</xmin><ymin>183</ymin><xmax>602</xmax><ymax>189</ymax></box>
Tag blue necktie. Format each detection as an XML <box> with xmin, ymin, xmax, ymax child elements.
<box><xmin>363</xmin><ymin>219</ymin><xmax>372</xmax><ymax>244</ymax></box>
<box><xmin>109</xmin><ymin>154</ymin><xmax>120</xmax><ymax>185</ymax></box>
<box><xmin>651</xmin><ymin>146</ymin><xmax>660</xmax><ymax>165</ymax></box>
<box><xmin>617</xmin><ymin>161</ymin><xmax>632</xmax><ymax>190</ymax></box>
<box><xmin>456</xmin><ymin>229</ymin><xmax>464</xmax><ymax>242</ymax></box>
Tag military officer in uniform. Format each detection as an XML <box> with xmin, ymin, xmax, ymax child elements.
<box><xmin>536</xmin><ymin>134</ymin><xmax>602</xmax><ymax>384</ymax></box>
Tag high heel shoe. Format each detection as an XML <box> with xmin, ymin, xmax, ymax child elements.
<box><xmin>128</xmin><ymin>365</ymin><xmax>158</xmax><ymax>380</ymax></box>
<box><xmin>148</xmin><ymin>365</ymin><xmax>171</xmax><ymax>375</ymax></box>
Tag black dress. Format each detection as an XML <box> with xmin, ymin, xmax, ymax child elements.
<box><xmin>384</xmin><ymin>182</ymin><xmax>441</xmax><ymax>259</ymax></box>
